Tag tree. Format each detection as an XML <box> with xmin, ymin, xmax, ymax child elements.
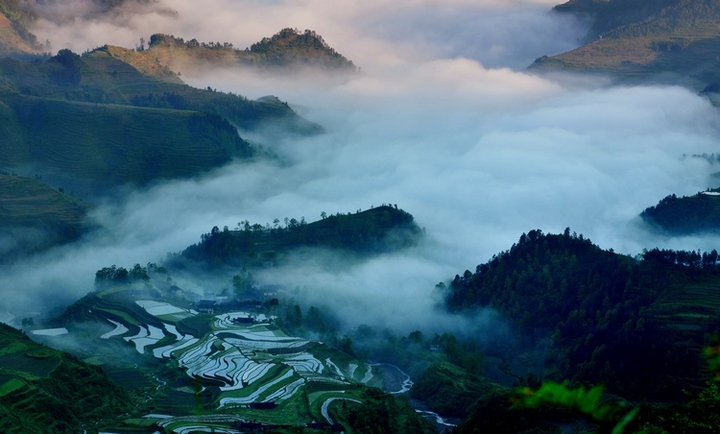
<box><xmin>232</xmin><ymin>268</ymin><xmax>255</xmax><ymax>299</ymax></box>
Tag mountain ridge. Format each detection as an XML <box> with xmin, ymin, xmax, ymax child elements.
<box><xmin>531</xmin><ymin>0</ymin><xmax>720</xmax><ymax>89</ymax></box>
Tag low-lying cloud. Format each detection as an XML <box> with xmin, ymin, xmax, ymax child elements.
<box><xmin>4</xmin><ymin>1</ymin><xmax>720</xmax><ymax>336</ymax></box>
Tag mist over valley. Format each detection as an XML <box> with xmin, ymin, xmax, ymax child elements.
<box><xmin>4</xmin><ymin>0</ymin><xmax>720</xmax><ymax>432</ymax></box>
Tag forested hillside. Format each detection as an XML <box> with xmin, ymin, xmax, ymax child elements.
<box><xmin>180</xmin><ymin>205</ymin><xmax>422</xmax><ymax>267</ymax></box>
<box><xmin>641</xmin><ymin>189</ymin><xmax>720</xmax><ymax>234</ymax></box>
<box><xmin>445</xmin><ymin>229</ymin><xmax>720</xmax><ymax>401</ymax></box>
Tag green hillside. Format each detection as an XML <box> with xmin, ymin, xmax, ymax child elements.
<box><xmin>410</xmin><ymin>361</ymin><xmax>507</xmax><ymax>420</ymax></box>
<box><xmin>0</xmin><ymin>1</ymin><xmax>45</xmax><ymax>56</ymax></box>
<box><xmin>0</xmin><ymin>92</ymin><xmax>250</xmax><ymax>194</ymax></box>
<box><xmin>0</xmin><ymin>322</ymin><xmax>131</xmax><ymax>432</ymax></box>
<box><xmin>641</xmin><ymin>189</ymin><xmax>720</xmax><ymax>234</ymax></box>
<box><xmin>0</xmin><ymin>173</ymin><xmax>90</xmax><ymax>261</ymax></box>
<box><xmin>445</xmin><ymin>229</ymin><xmax>720</xmax><ymax>401</ymax></box>
<box><xmin>532</xmin><ymin>0</ymin><xmax>720</xmax><ymax>88</ymax></box>
<box><xmin>180</xmin><ymin>205</ymin><xmax>422</xmax><ymax>267</ymax></box>
<box><xmin>40</xmin><ymin>267</ymin><xmax>434</xmax><ymax>433</ymax></box>
<box><xmin>0</xmin><ymin>48</ymin><xmax>320</xmax><ymax>196</ymax></box>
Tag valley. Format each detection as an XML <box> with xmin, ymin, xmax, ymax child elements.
<box><xmin>27</xmin><ymin>274</ymin><xmax>433</xmax><ymax>432</ymax></box>
<box><xmin>4</xmin><ymin>0</ymin><xmax>720</xmax><ymax>432</ymax></box>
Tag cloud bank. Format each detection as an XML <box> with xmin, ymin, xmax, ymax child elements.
<box><xmin>4</xmin><ymin>1</ymin><xmax>720</xmax><ymax>336</ymax></box>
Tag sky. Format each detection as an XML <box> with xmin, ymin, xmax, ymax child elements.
<box><xmin>4</xmin><ymin>0</ymin><xmax>720</xmax><ymax>333</ymax></box>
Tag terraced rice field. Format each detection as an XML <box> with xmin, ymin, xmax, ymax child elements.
<box><xmin>94</xmin><ymin>299</ymin><xmax>378</xmax><ymax>431</ymax></box>
<box><xmin>654</xmin><ymin>280</ymin><xmax>720</xmax><ymax>331</ymax></box>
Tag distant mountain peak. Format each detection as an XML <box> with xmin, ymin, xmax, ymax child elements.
<box><xmin>144</xmin><ymin>28</ymin><xmax>357</xmax><ymax>73</ymax></box>
<box><xmin>247</xmin><ymin>27</ymin><xmax>356</xmax><ymax>69</ymax></box>
<box><xmin>532</xmin><ymin>0</ymin><xmax>720</xmax><ymax>90</ymax></box>
<box><xmin>0</xmin><ymin>4</ymin><xmax>45</xmax><ymax>55</ymax></box>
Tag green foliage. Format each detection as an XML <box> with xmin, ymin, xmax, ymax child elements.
<box><xmin>0</xmin><ymin>323</ymin><xmax>132</xmax><ymax>432</ymax></box>
<box><xmin>334</xmin><ymin>387</ymin><xmax>435</xmax><ymax>434</ymax></box>
<box><xmin>445</xmin><ymin>229</ymin><xmax>719</xmax><ymax>400</ymax></box>
<box><xmin>0</xmin><ymin>173</ymin><xmax>90</xmax><ymax>262</ymax></box>
<box><xmin>410</xmin><ymin>361</ymin><xmax>506</xmax><ymax>419</ymax></box>
<box><xmin>181</xmin><ymin>205</ymin><xmax>422</xmax><ymax>267</ymax></box>
<box><xmin>512</xmin><ymin>382</ymin><xmax>627</xmax><ymax>426</ymax></box>
<box><xmin>703</xmin><ymin>335</ymin><xmax>720</xmax><ymax>382</ymax></box>
<box><xmin>95</xmin><ymin>263</ymin><xmax>150</xmax><ymax>288</ymax></box>
<box><xmin>641</xmin><ymin>190</ymin><xmax>720</xmax><ymax>234</ymax></box>
<box><xmin>232</xmin><ymin>268</ymin><xmax>256</xmax><ymax>299</ymax></box>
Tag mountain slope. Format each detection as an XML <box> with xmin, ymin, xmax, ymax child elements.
<box><xmin>137</xmin><ymin>28</ymin><xmax>357</xmax><ymax>75</ymax></box>
<box><xmin>0</xmin><ymin>1</ymin><xmax>45</xmax><ymax>55</ymax></box>
<box><xmin>0</xmin><ymin>322</ymin><xmax>131</xmax><ymax>432</ymax></box>
<box><xmin>43</xmin><ymin>271</ymin><xmax>434</xmax><ymax>433</ymax></box>
<box><xmin>0</xmin><ymin>48</ymin><xmax>320</xmax><ymax>197</ymax></box>
<box><xmin>445</xmin><ymin>229</ymin><xmax>720</xmax><ymax>401</ymax></box>
<box><xmin>641</xmin><ymin>188</ymin><xmax>720</xmax><ymax>234</ymax></box>
<box><xmin>531</xmin><ymin>0</ymin><xmax>720</xmax><ymax>87</ymax></box>
<box><xmin>0</xmin><ymin>173</ymin><xmax>90</xmax><ymax>262</ymax></box>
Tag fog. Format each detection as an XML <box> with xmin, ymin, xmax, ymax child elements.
<box><xmin>4</xmin><ymin>1</ymin><xmax>720</xmax><ymax>335</ymax></box>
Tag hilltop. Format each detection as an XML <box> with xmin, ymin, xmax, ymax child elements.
<box><xmin>179</xmin><ymin>205</ymin><xmax>422</xmax><ymax>268</ymax></box>
<box><xmin>531</xmin><ymin>0</ymin><xmax>720</xmax><ymax>89</ymax></box>
<box><xmin>641</xmin><ymin>187</ymin><xmax>720</xmax><ymax>234</ymax></box>
<box><xmin>141</xmin><ymin>29</ymin><xmax>357</xmax><ymax>75</ymax></box>
<box><xmin>445</xmin><ymin>229</ymin><xmax>720</xmax><ymax>401</ymax></box>
<box><xmin>439</xmin><ymin>229</ymin><xmax>720</xmax><ymax>431</ymax></box>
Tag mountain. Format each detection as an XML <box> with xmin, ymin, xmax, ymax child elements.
<box><xmin>142</xmin><ymin>29</ymin><xmax>357</xmax><ymax>74</ymax></box>
<box><xmin>179</xmin><ymin>205</ymin><xmax>422</xmax><ymax>268</ymax></box>
<box><xmin>0</xmin><ymin>322</ymin><xmax>131</xmax><ymax>432</ymax></box>
<box><xmin>0</xmin><ymin>1</ymin><xmax>356</xmax><ymax>74</ymax></box>
<box><xmin>0</xmin><ymin>1</ymin><xmax>44</xmax><ymax>56</ymax></box>
<box><xmin>641</xmin><ymin>188</ymin><xmax>720</xmax><ymax>234</ymax></box>
<box><xmin>531</xmin><ymin>0</ymin><xmax>720</xmax><ymax>88</ymax></box>
<box><xmin>444</xmin><ymin>229</ymin><xmax>720</xmax><ymax>402</ymax></box>
<box><xmin>0</xmin><ymin>47</ymin><xmax>321</xmax><ymax>198</ymax></box>
<box><xmin>0</xmin><ymin>173</ymin><xmax>90</xmax><ymax>262</ymax></box>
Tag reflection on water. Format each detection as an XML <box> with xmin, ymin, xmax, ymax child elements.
<box><xmin>370</xmin><ymin>362</ymin><xmax>413</xmax><ymax>394</ymax></box>
<box><xmin>372</xmin><ymin>362</ymin><xmax>459</xmax><ymax>430</ymax></box>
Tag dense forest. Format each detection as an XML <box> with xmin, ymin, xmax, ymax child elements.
<box><xmin>444</xmin><ymin>229</ymin><xmax>720</xmax><ymax>401</ymax></box>
<box><xmin>179</xmin><ymin>205</ymin><xmax>422</xmax><ymax>267</ymax></box>
<box><xmin>641</xmin><ymin>189</ymin><xmax>720</xmax><ymax>234</ymax></box>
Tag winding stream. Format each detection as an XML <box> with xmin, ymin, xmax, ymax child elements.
<box><xmin>372</xmin><ymin>362</ymin><xmax>458</xmax><ymax>430</ymax></box>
